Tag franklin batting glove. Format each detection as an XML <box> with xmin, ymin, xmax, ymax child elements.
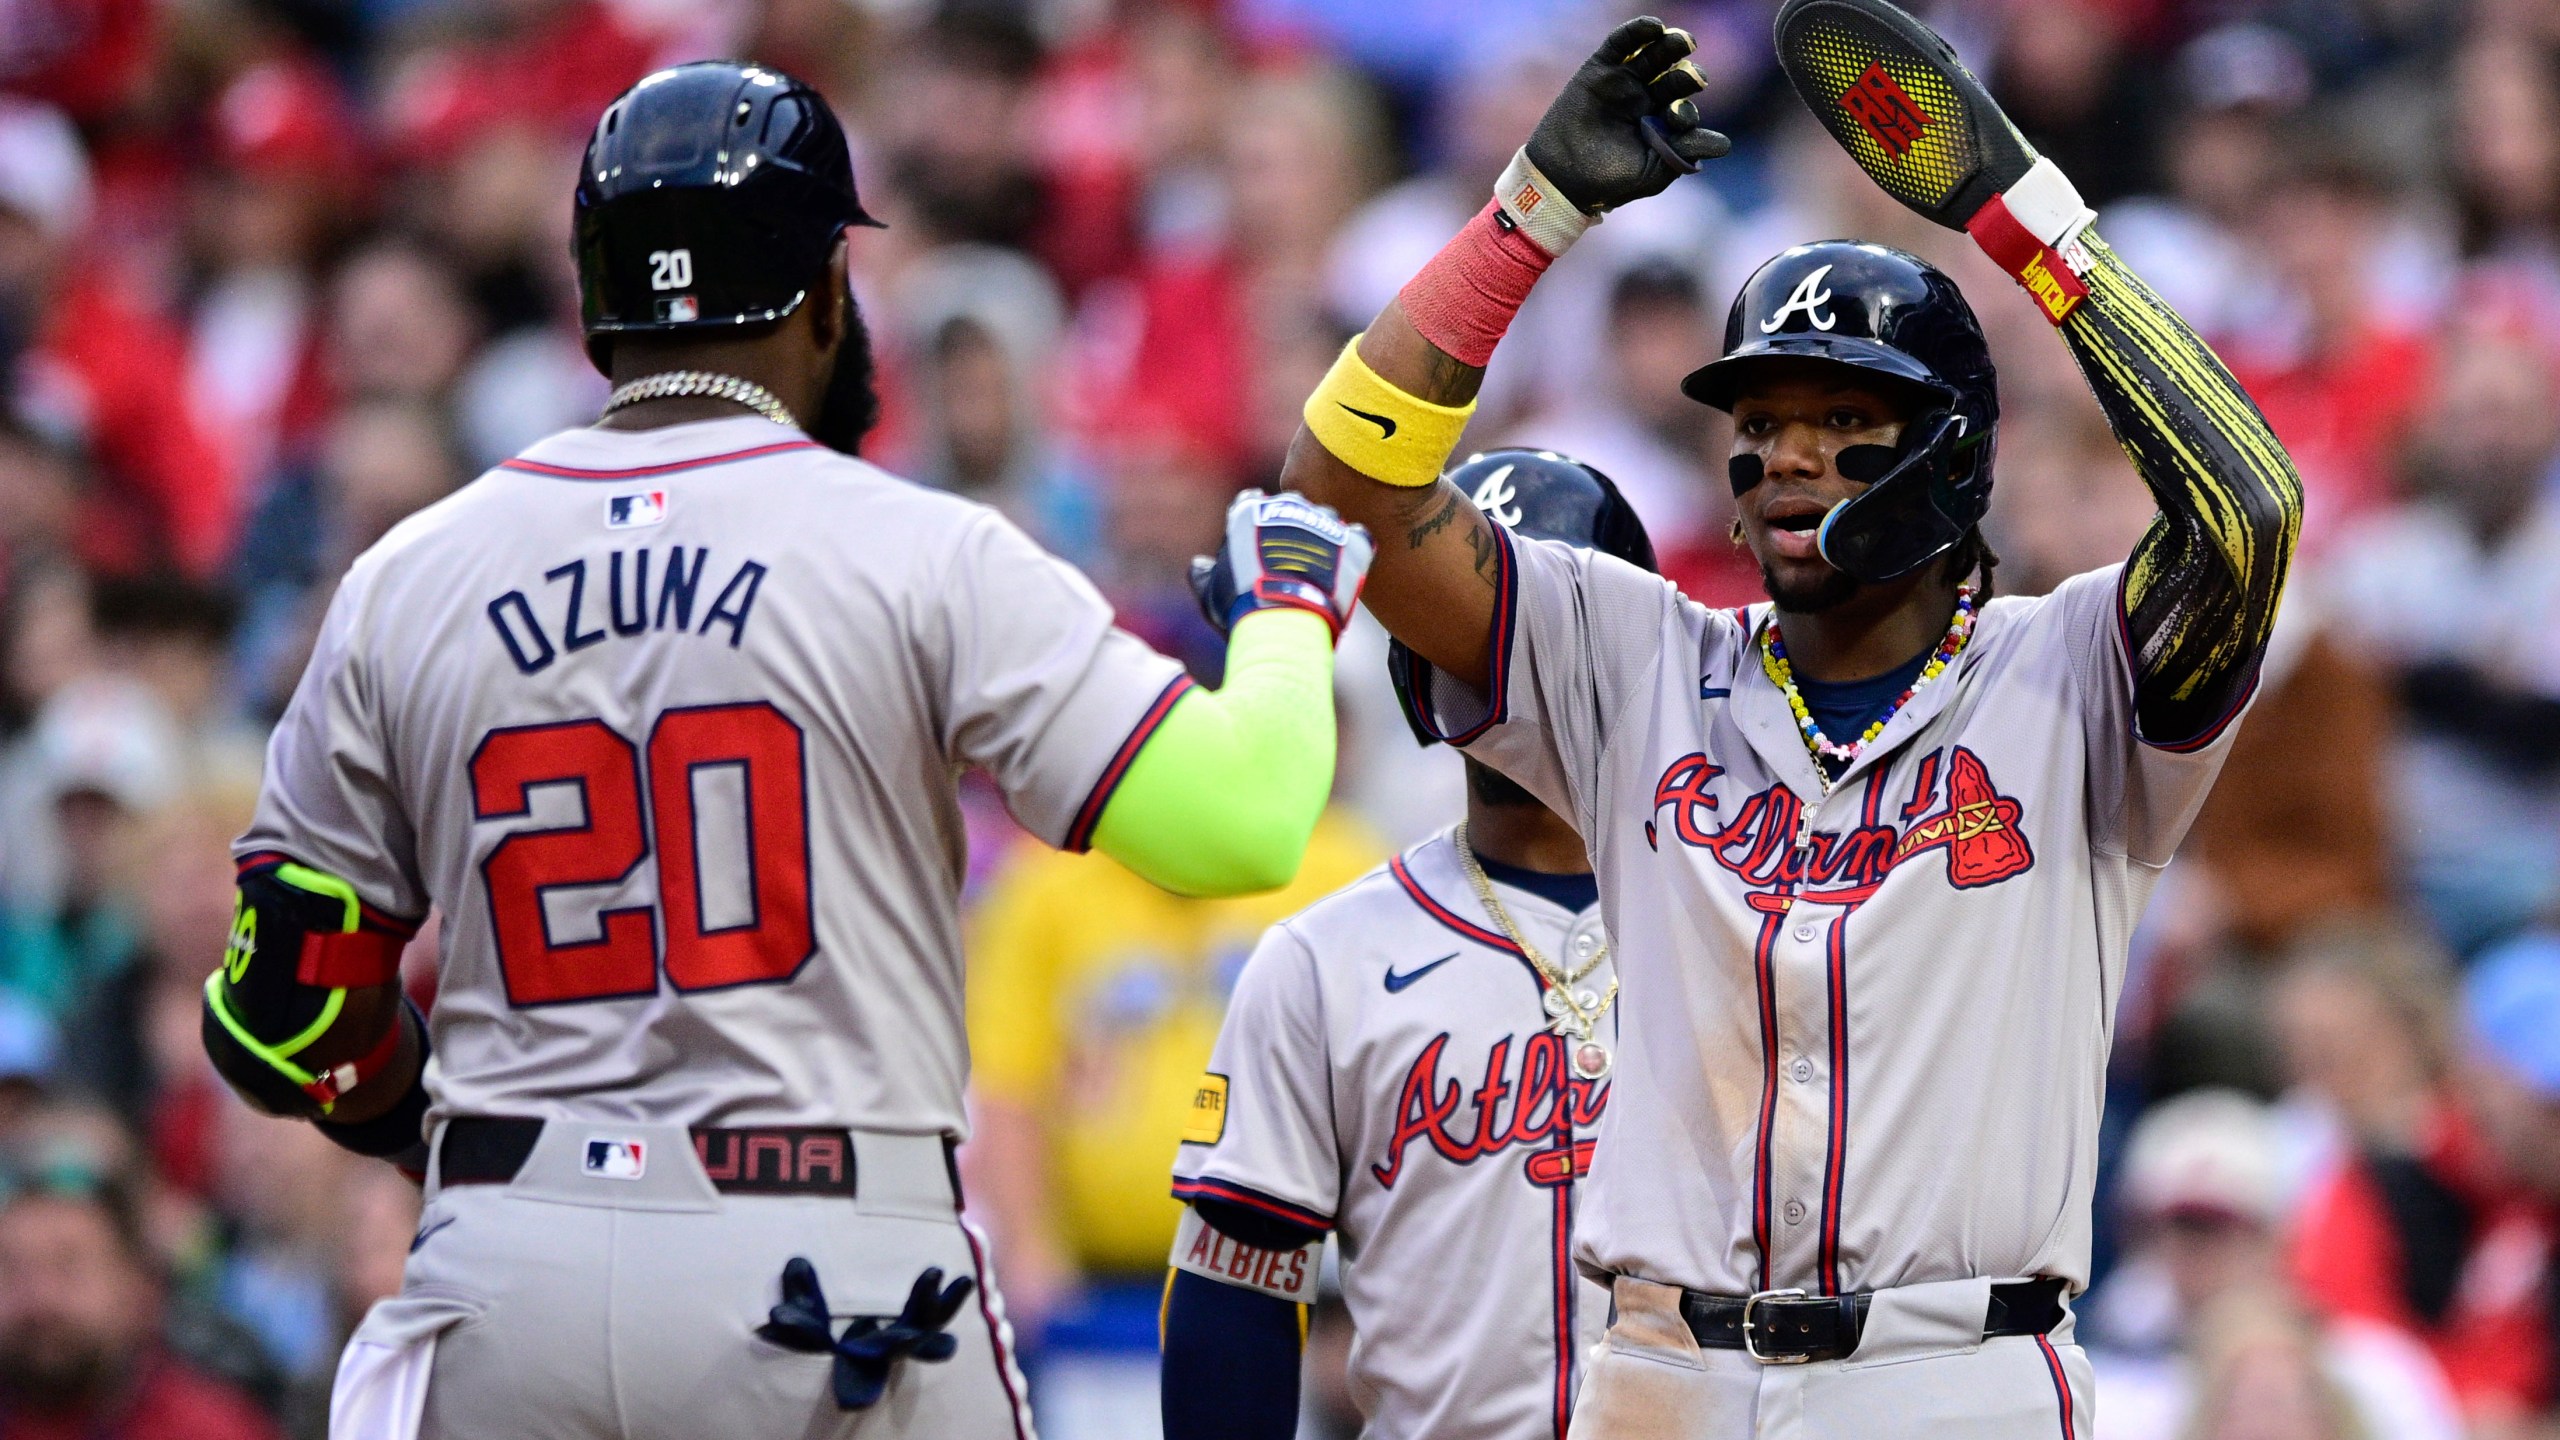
<box><xmin>1189</xmin><ymin>491</ymin><xmax>1375</xmax><ymax>640</ymax></box>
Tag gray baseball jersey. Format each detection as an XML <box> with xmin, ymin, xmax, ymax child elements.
<box><xmin>1169</xmin><ymin>830</ymin><xmax>1614</xmax><ymax>1440</ymax></box>
<box><xmin>241</xmin><ymin>415</ymin><xmax>1187</xmax><ymax>1137</ymax></box>
<box><xmin>1408</xmin><ymin>534</ymin><xmax>2243</xmax><ymax>1299</ymax></box>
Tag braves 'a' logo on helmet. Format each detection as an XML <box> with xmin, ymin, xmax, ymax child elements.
<box><xmin>1761</xmin><ymin>262</ymin><xmax>1839</xmax><ymax>333</ymax></box>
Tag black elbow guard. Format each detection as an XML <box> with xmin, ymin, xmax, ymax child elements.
<box><xmin>316</xmin><ymin>1000</ymin><xmax>433</xmax><ymax>1165</ymax></box>
<box><xmin>203</xmin><ymin>858</ymin><xmax>417</xmax><ymax>1119</ymax></box>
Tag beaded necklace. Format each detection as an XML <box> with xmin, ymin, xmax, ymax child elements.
<box><xmin>1758</xmin><ymin>585</ymin><xmax>1976</xmax><ymax>791</ymax></box>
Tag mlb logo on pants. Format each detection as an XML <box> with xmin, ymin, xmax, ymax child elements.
<box><xmin>584</xmin><ymin>1138</ymin><xmax>647</xmax><ymax>1180</ymax></box>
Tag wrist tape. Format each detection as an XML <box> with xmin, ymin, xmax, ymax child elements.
<box><xmin>1964</xmin><ymin>156</ymin><xmax>2098</xmax><ymax>325</ymax></box>
<box><xmin>1493</xmin><ymin>147</ymin><xmax>1593</xmax><ymax>257</ymax></box>
<box><xmin>1302</xmin><ymin>337</ymin><xmax>1477</xmax><ymax>487</ymax></box>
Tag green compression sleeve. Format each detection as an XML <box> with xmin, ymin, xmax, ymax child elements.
<box><xmin>1091</xmin><ymin>609</ymin><xmax>1336</xmax><ymax>897</ymax></box>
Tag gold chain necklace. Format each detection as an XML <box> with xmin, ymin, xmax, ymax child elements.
<box><xmin>603</xmin><ymin>370</ymin><xmax>799</xmax><ymax>429</ymax></box>
<box><xmin>1452</xmin><ymin>822</ymin><xmax>1617</xmax><ymax>1081</ymax></box>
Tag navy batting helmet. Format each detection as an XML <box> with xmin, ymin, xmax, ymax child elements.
<box><xmin>1683</xmin><ymin>240</ymin><xmax>1996</xmax><ymax>584</ymax></box>
<box><xmin>574</xmin><ymin>62</ymin><xmax>882</xmax><ymax>372</ymax></box>
<box><xmin>1389</xmin><ymin>450</ymin><xmax>1658</xmax><ymax>746</ymax></box>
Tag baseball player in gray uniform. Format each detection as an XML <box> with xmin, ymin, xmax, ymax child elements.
<box><xmin>1269</xmin><ymin>5</ymin><xmax>2302</xmax><ymax>1437</ymax></box>
<box><xmin>197</xmin><ymin>64</ymin><xmax>1374</xmax><ymax>1440</ymax></box>
<box><xmin>1160</xmin><ymin>451</ymin><xmax>1656</xmax><ymax>1440</ymax></box>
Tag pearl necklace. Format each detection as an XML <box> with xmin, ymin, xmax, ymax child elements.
<box><xmin>1452</xmin><ymin>822</ymin><xmax>1617</xmax><ymax>1081</ymax></box>
<box><xmin>604</xmin><ymin>370</ymin><xmax>799</xmax><ymax>430</ymax></box>
<box><xmin>1758</xmin><ymin>585</ymin><xmax>1976</xmax><ymax>793</ymax></box>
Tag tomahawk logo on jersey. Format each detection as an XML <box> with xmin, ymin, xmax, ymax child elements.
<box><xmin>1170</xmin><ymin>832</ymin><xmax>1614</xmax><ymax>1440</ymax></box>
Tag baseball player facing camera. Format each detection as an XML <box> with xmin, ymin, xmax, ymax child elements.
<box><xmin>1163</xmin><ymin>452</ymin><xmax>1653</xmax><ymax>1440</ymax></box>
<box><xmin>1277</xmin><ymin>5</ymin><xmax>2301</xmax><ymax>1438</ymax></box>
<box><xmin>203</xmin><ymin>62</ymin><xmax>1375</xmax><ymax>1440</ymax></box>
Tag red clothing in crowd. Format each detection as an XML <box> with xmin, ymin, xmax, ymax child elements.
<box><xmin>0</xmin><ymin>0</ymin><xmax>158</xmax><ymax>123</ymax></box>
<box><xmin>0</xmin><ymin>1354</ymin><xmax>283</xmax><ymax>1440</ymax></box>
<box><xmin>19</xmin><ymin>266</ymin><xmax>240</xmax><ymax>579</ymax></box>
<box><xmin>2226</xmin><ymin>325</ymin><xmax>2432</xmax><ymax>559</ymax></box>
<box><xmin>2291</xmin><ymin>1101</ymin><xmax>2556</xmax><ymax>1416</ymax></box>
<box><xmin>1063</xmin><ymin>252</ymin><xmax>1253</xmax><ymax>473</ymax></box>
<box><xmin>384</xmin><ymin>0</ymin><xmax>656</xmax><ymax>161</ymax></box>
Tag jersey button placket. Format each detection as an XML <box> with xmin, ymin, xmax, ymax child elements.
<box><xmin>1764</xmin><ymin>894</ymin><xmax>1832</xmax><ymax>1284</ymax></box>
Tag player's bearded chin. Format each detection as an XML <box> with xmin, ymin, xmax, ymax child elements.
<box><xmin>1761</xmin><ymin>537</ymin><xmax>1864</xmax><ymax>614</ymax></box>
<box><xmin>812</xmin><ymin>290</ymin><xmax>880</xmax><ymax>457</ymax></box>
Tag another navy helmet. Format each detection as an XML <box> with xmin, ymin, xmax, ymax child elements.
<box><xmin>1389</xmin><ymin>450</ymin><xmax>1658</xmax><ymax>747</ymax></box>
<box><xmin>574</xmin><ymin>62</ymin><xmax>882</xmax><ymax>372</ymax></box>
<box><xmin>1683</xmin><ymin>240</ymin><xmax>1996</xmax><ymax>583</ymax></box>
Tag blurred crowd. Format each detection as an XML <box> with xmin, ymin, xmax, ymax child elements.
<box><xmin>1</xmin><ymin>0</ymin><xmax>2559</xmax><ymax>1437</ymax></box>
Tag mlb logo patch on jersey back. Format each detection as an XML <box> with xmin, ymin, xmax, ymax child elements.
<box><xmin>608</xmin><ymin>491</ymin><xmax>668</xmax><ymax>529</ymax></box>
<box><xmin>583</xmin><ymin>1137</ymin><xmax>647</xmax><ymax>1179</ymax></box>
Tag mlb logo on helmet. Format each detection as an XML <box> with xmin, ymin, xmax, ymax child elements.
<box><xmin>584</xmin><ymin>1137</ymin><xmax>648</xmax><ymax>1180</ymax></box>
<box><xmin>609</xmin><ymin>491</ymin><xmax>668</xmax><ymax>529</ymax></box>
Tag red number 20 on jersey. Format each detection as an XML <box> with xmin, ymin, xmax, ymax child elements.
<box><xmin>469</xmin><ymin>702</ymin><xmax>813</xmax><ymax>1006</ymax></box>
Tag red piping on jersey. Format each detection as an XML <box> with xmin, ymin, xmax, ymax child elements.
<box><xmin>1548</xmin><ymin>1140</ymin><xmax>1575</xmax><ymax>1440</ymax></box>
<box><xmin>2111</xmin><ymin>565</ymin><xmax>2261</xmax><ymax>754</ymax></box>
<box><xmin>234</xmin><ymin>851</ymin><xmax>426</xmax><ymax>937</ymax></box>
<box><xmin>1389</xmin><ymin>855</ymin><xmax>1525</xmax><ymax>958</ymax></box>
<box><xmin>1748</xmin><ymin>905</ymin><xmax>1785</xmax><ymax>1291</ymax></box>
<box><xmin>961</xmin><ymin>1217</ymin><xmax>1034</xmax><ymax>1440</ymax></box>
<box><xmin>1440</xmin><ymin>524</ymin><xmax>1518</xmax><ymax>747</ymax></box>
<box><xmin>1063</xmin><ymin>674</ymin><xmax>1196</xmax><ymax>852</ymax></box>
<box><xmin>1169</xmin><ymin>1176</ymin><xmax>1335</xmax><ymax>1233</ymax></box>
<box><xmin>494</xmin><ymin>439</ymin><xmax>822</xmax><ymax>480</ymax></box>
<box><xmin>1818</xmin><ymin>915</ymin><xmax>1850</xmax><ymax>1296</ymax></box>
<box><xmin>2036</xmin><ymin>1334</ymin><xmax>2078</xmax><ymax>1440</ymax></box>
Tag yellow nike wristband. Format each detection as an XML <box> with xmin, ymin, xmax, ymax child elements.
<box><xmin>1302</xmin><ymin>338</ymin><xmax>1477</xmax><ymax>488</ymax></box>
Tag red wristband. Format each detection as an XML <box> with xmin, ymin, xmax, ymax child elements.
<box><xmin>1963</xmin><ymin>193</ymin><xmax>2088</xmax><ymax>325</ymax></box>
<box><xmin>1397</xmin><ymin>201</ymin><xmax>1556</xmax><ymax>368</ymax></box>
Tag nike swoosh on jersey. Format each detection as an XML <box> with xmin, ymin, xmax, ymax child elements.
<box><xmin>1384</xmin><ymin>953</ymin><xmax>1459</xmax><ymax>993</ymax></box>
<box><xmin>410</xmin><ymin>1216</ymin><xmax>457</xmax><ymax>1254</ymax></box>
<box><xmin>1338</xmin><ymin>403</ymin><xmax>1398</xmax><ymax>439</ymax></box>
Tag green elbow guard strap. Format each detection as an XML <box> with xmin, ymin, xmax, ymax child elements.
<box><xmin>203</xmin><ymin>859</ymin><xmax>417</xmax><ymax>1117</ymax></box>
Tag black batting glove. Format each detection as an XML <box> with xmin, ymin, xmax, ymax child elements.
<box><xmin>1526</xmin><ymin>16</ymin><xmax>1733</xmax><ymax>215</ymax></box>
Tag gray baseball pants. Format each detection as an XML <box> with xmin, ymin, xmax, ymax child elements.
<box><xmin>334</xmin><ymin>1118</ymin><xmax>1037</xmax><ymax>1440</ymax></box>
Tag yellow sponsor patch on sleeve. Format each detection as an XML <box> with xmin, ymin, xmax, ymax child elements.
<box><xmin>1182</xmin><ymin>1073</ymin><xmax>1229</xmax><ymax>1145</ymax></box>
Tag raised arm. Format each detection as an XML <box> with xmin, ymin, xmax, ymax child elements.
<box><xmin>2053</xmin><ymin>235</ymin><xmax>2302</xmax><ymax>741</ymax></box>
<box><xmin>1282</xmin><ymin>16</ymin><xmax>1728</xmax><ymax>690</ymax></box>
<box><xmin>1770</xmin><ymin>0</ymin><xmax>2301</xmax><ymax>740</ymax></box>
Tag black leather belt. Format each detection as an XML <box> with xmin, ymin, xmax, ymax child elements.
<box><xmin>436</xmin><ymin>1116</ymin><xmax>959</xmax><ymax>1200</ymax></box>
<box><xmin>1680</xmin><ymin>1277</ymin><xmax>2066</xmax><ymax>1364</ymax></box>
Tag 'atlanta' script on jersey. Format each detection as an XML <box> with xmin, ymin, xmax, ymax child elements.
<box><xmin>1644</xmin><ymin>744</ymin><xmax>2034</xmax><ymax>903</ymax></box>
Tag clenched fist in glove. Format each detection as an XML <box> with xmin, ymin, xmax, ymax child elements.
<box><xmin>1189</xmin><ymin>491</ymin><xmax>1375</xmax><ymax>640</ymax></box>
<box><xmin>1526</xmin><ymin>17</ymin><xmax>1733</xmax><ymax>218</ymax></box>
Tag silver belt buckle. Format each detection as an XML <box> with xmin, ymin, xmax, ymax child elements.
<box><xmin>1741</xmin><ymin>1287</ymin><xmax>1812</xmax><ymax>1365</ymax></box>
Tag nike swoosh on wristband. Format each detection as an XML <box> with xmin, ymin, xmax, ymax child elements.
<box><xmin>1338</xmin><ymin>403</ymin><xmax>1398</xmax><ymax>438</ymax></box>
<box><xmin>1384</xmin><ymin>953</ymin><xmax>1459</xmax><ymax>993</ymax></box>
